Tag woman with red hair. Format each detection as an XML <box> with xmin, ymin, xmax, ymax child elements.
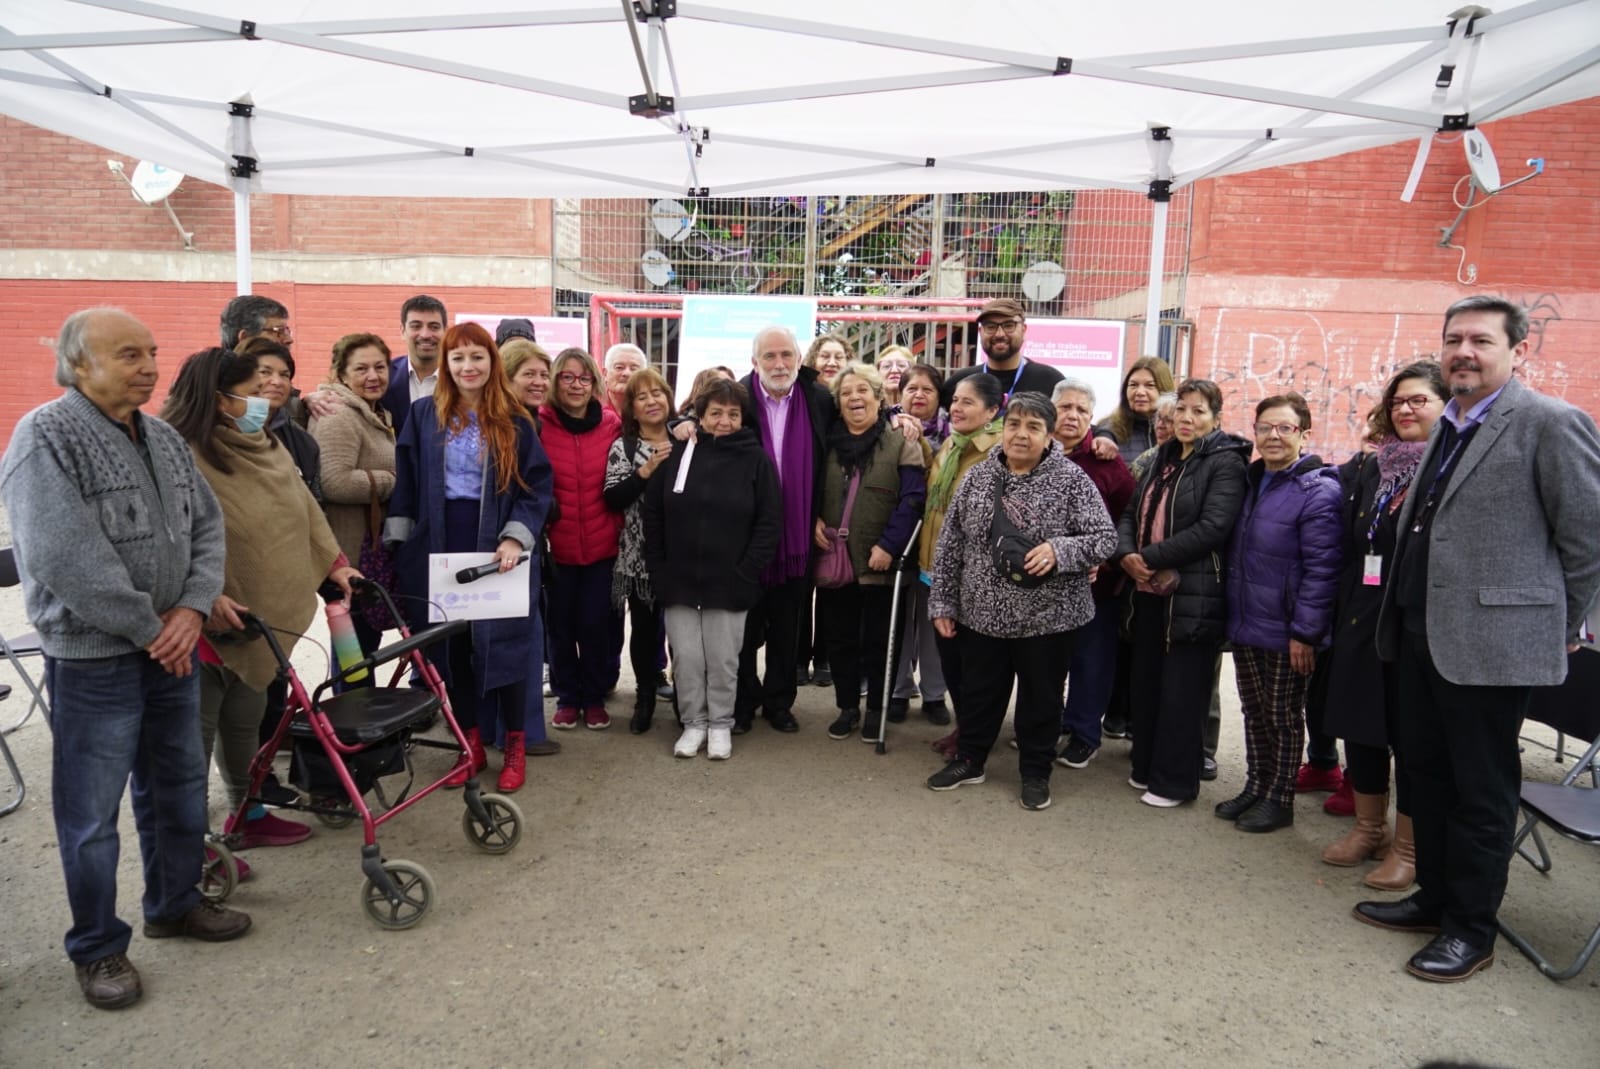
<box><xmin>385</xmin><ymin>322</ymin><xmax>553</xmax><ymax>791</ymax></box>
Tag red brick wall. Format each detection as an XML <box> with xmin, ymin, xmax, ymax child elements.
<box><xmin>1186</xmin><ymin>98</ymin><xmax>1600</xmax><ymax>456</ymax></box>
<box><xmin>0</xmin><ymin>281</ymin><xmax>554</xmax><ymax>446</ymax></box>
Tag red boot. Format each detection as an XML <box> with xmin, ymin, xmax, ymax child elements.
<box><xmin>446</xmin><ymin>727</ymin><xmax>489</xmax><ymax>787</ymax></box>
<box><xmin>1323</xmin><ymin>776</ymin><xmax>1355</xmax><ymax>817</ymax></box>
<box><xmin>1294</xmin><ymin>763</ymin><xmax>1343</xmax><ymax>793</ymax></box>
<box><xmin>497</xmin><ymin>732</ymin><xmax>526</xmax><ymax>793</ymax></box>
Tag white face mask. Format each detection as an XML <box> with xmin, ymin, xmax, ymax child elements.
<box><xmin>226</xmin><ymin>393</ymin><xmax>270</xmax><ymax>434</ymax></box>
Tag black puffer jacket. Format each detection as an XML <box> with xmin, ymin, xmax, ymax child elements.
<box><xmin>1115</xmin><ymin>429</ymin><xmax>1250</xmax><ymax>644</ymax></box>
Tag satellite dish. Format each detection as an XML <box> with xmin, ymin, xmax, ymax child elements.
<box><xmin>127</xmin><ymin>161</ymin><xmax>184</xmax><ymax>205</ymax></box>
<box><xmin>1021</xmin><ymin>261</ymin><xmax>1066</xmax><ymax>302</ymax></box>
<box><xmin>1463</xmin><ymin>129</ymin><xmax>1502</xmax><ymax>194</ymax></box>
<box><xmin>650</xmin><ymin>199</ymin><xmax>695</xmax><ymax>241</ymax></box>
<box><xmin>640</xmin><ymin>249</ymin><xmax>675</xmax><ymax>288</ymax></box>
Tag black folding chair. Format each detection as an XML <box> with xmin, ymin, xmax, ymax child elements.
<box><xmin>0</xmin><ymin>547</ymin><xmax>50</xmax><ymax>735</ymax></box>
<box><xmin>0</xmin><ymin>684</ymin><xmax>23</xmax><ymax>818</ymax></box>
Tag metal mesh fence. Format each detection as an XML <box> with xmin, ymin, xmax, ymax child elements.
<box><xmin>553</xmin><ymin>189</ymin><xmax>1191</xmax><ymax>375</ymax></box>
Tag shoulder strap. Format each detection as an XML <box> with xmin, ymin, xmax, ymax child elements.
<box><xmin>837</xmin><ymin>471</ymin><xmax>862</xmax><ymax>533</ymax></box>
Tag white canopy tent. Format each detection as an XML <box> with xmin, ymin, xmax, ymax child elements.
<box><xmin>3</xmin><ymin>0</ymin><xmax>1599</xmax><ymax>349</ymax></box>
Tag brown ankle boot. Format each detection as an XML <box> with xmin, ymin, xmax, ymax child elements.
<box><xmin>1364</xmin><ymin>811</ymin><xmax>1416</xmax><ymax>890</ymax></box>
<box><xmin>1322</xmin><ymin>790</ymin><xmax>1392</xmax><ymax>866</ymax></box>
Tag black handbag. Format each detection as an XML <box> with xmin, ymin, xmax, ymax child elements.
<box><xmin>989</xmin><ymin>476</ymin><xmax>1048</xmax><ymax>589</ymax></box>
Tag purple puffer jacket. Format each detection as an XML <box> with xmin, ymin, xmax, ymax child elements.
<box><xmin>1224</xmin><ymin>454</ymin><xmax>1343</xmax><ymax>652</ymax></box>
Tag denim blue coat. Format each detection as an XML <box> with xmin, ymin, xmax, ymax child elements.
<box><xmin>385</xmin><ymin>398</ymin><xmax>553</xmax><ymax>693</ymax></box>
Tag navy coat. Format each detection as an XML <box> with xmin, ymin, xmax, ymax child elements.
<box><xmin>385</xmin><ymin>398</ymin><xmax>553</xmax><ymax>693</ymax></box>
<box><xmin>1225</xmin><ymin>454</ymin><xmax>1343</xmax><ymax>652</ymax></box>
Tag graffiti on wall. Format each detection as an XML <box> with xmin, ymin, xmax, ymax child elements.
<box><xmin>1202</xmin><ymin>292</ymin><xmax>1573</xmax><ymax>457</ymax></box>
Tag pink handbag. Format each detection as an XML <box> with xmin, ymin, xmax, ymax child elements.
<box><xmin>813</xmin><ymin>474</ymin><xmax>861</xmax><ymax>589</ymax></box>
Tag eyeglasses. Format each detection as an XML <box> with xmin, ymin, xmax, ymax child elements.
<box><xmin>262</xmin><ymin>325</ymin><xmax>293</xmax><ymax>342</ymax></box>
<box><xmin>557</xmin><ymin>372</ymin><xmax>594</xmax><ymax>386</ymax></box>
<box><xmin>1389</xmin><ymin>394</ymin><xmax>1437</xmax><ymax>411</ymax></box>
<box><xmin>1254</xmin><ymin>422</ymin><xmax>1303</xmax><ymax>438</ymax></box>
<box><xmin>978</xmin><ymin>318</ymin><xmax>1022</xmax><ymax>333</ymax></box>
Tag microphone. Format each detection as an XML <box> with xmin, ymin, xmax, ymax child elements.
<box><xmin>455</xmin><ymin>554</ymin><xmax>529</xmax><ymax>584</ymax></box>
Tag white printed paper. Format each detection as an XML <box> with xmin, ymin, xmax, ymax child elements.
<box><xmin>427</xmin><ymin>552</ymin><xmax>530</xmax><ymax>622</ymax></box>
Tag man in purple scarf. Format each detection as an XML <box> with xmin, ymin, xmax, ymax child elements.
<box><xmin>734</xmin><ymin>326</ymin><xmax>837</xmax><ymax>734</ymax></box>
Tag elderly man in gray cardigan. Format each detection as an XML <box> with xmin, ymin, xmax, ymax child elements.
<box><xmin>1</xmin><ymin>308</ymin><xmax>252</xmax><ymax>1011</ymax></box>
<box><xmin>1356</xmin><ymin>295</ymin><xmax>1600</xmax><ymax>983</ymax></box>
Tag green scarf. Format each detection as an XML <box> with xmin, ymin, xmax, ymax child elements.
<box><xmin>926</xmin><ymin>416</ymin><xmax>1003</xmax><ymax>512</ymax></box>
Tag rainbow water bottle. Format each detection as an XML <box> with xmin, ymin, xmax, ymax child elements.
<box><xmin>326</xmin><ymin>599</ymin><xmax>369</xmax><ymax>683</ymax></box>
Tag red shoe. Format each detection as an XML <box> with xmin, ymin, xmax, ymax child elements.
<box><xmin>583</xmin><ymin>705</ymin><xmax>611</xmax><ymax>731</ymax></box>
<box><xmin>932</xmin><ymin>730</ymin><xmax>959</xmax><ymax>760</ymax></box>
<box><xmin>552</xmin><ymin>706</ymin><xmax>580</xmax><ymax>730</ymax></box>
<box><xmin>226</xmin><ymin>811</ymin><xmax>311</xmax><ymax>849</ymax></box>
<box><xmin>205</xmin><ymin>847</ymin><xmax>252</xmax><ymax>883</ymax></box>
<box><xmin>1294</xmin><ymin>763</ymin><xmax>1343</xmax><ymax>793</ymax></box>
<box><xmin>1323</xmin><ymin>777</ymin><xmax>1355</xmax><ymax>817</ymax></box>
<box><xmin>445</xmin><ymin>727</ymin><xmax>489</xmax><ymax>787</ymax></box>
<box><xmin>497</xmin><ymin>732</ymin><xmax>526</xmax><ymax>792</ymax></box>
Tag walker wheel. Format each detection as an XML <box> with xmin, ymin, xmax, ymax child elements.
<box><xmin>312</xmin><ymin>797</ymin><xmax>357</xmax><ymax>829</ymax></box>
<box><xmin>462</xmin><ymin>793</ymin><xmax>524</xmax><ymax>855</ymax></box>
<box><xmin>200</xmin><ymin>837</ymin><xmax>238</xmax><ymax>902</ymax></box>
<box><xmin>360</xmin><ymin>859</ymin><xmax>435</xmax><ymax>930</ymax></box>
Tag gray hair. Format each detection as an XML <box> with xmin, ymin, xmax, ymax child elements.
<box><xmin>1004</xmin><ymin>390</ymin><xmax>1057</xmax><ymax>430</ymax></box>
<box><xmin>55</xmin><ymin>306</ymin><xmax>129</xmax><ymax>387</ymax></box>
<box><xmin>1155</xmin><ymin>391</ymin><xmax>1178</xmax><ymax>413</ymax></box>
<box><xmin>219</xmin><ymin>294</ymin><xmax>288</xmax><ymax>348</ymax></box>
<box><xmin>1051</xmin><ymin>378</ymin><xmax>1097</xmax><ymax>409</ymax></box>
<box><xmin>832</xmin><ymin>361</ymin><xmax>885</xmax><ymax>404</ymax></box>
<box><xmin>603</xmin><ymin>342</ymin><xmax>648</xmax><ymax>370</ymax></box>
<box><xmin>751</xmin><ymin>325</ymin><xmax>801</xmax><ymax>361</ymax></box>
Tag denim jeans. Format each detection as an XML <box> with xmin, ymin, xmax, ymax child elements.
<box><xmin>45</xmin><ymin>651</ymin><xmax>207</xmax><ymax>963</ymax></box>
<box><xmin>1060</xmin><ymin>597</ymin><xmax>1118</xmax><ymax>748</ymax></box>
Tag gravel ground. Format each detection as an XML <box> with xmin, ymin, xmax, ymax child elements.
<box><xmin>1</xmin><ymin>501</ymin><xmax>1597</xmax><ymax>1067</ymax></box>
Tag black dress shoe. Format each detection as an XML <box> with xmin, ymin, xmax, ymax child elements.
<box><xmin>886</xmin><ymin>698</ymin><xmax>909</xmax><ymax>723</ymax></box>
<box><xmin>1406</xmin><ymin>934</ymin><xmax>1494</xmax><ymax>982</ymax></box>
<box><xmin>1199</xmin><ymin>755</ymin><xmax>1218</xmax><ymax>781</ymax></box>
<box><xmin>923</xmin><ymin>698</ymin><xmax>951</xmax><ymax>725</ymax></box>
<box><xmin>766</xmin><ymin>708</ymin><xmax>800</xmax><ymax>733</ymax></box>
<box><xmin>730</xmin><ymin>719</ymin><xmax>753</xmax><ymax>736</ymax></box>
<box><xmin>1351</xmin><ymin>895</ymin><xmax>1442</xmax><ymax>933</ymax></box>
<box><xmin>1235</xmin><ymin>798</ymin><xmax>1293</xmax><ymax>832</ymax></box>
<box><xmin>1213</xmin><ymin>791</ymin><xmax>1259</xmax><ymax>820</ymax></box>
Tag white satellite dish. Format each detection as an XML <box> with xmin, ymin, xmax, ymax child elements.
<box><xmin>127</xmin><ymin>161</ymin><xmax>184</xmax><ymax>205</ymax></box>
<box><xmin>1021</xmin><ymin>261</ymin><xmax>1066</xmax><ymax>302</ymax></box>
<box><xmin>640</xmin><ymin>249</ymin><xmax>675</xmax><ymax>288</ymax></box>
<box><xmin>1463</xmin><ymin>129</ymin><xmax>1502</xmax><ymax>194</ymax></box>
<box><xmin>650</xmin><ymin>199</ymin><xmax>695</xmax><ymax>241</ymax></box>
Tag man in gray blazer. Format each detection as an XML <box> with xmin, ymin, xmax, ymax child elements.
<box><xmin>1357</xmin><ymin>295</ymin><xmax>1600</xmax><ymax>981</ymax></box>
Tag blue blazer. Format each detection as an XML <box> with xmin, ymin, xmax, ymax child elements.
<box><xmin>386</xmin><ymin>398</ymin><xmax>553</xmax><ymax>694</ymax></box>
<box><xmin>381</xmin><ymin>356</ymin><xmax>415</xmax><ymax>432</ymax></box>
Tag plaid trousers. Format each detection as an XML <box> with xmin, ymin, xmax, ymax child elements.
<box><xmin>1233</xmin><ymin>646</ymin><xmax>1309</xmax><ymax>805</ymax></box>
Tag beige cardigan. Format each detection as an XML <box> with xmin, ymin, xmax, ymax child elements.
<box><xmin>310</xmin><ymin>384</ymin><xmax>397</xmax><ymax>563</ymax></box>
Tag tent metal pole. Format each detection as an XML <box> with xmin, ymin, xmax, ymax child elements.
<box><xmin>1142</xmin><ymin>196</ymin><xmax>1168</xmax><ymax>360</ymax></box>
<box><xmin>232</xmin><ymin>182</ymin><xmax>251</xmax><ymax>294</ymax></box>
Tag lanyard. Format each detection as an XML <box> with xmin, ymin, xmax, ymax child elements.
<box><xmin>1410</xmin><ymin>429</ymin><xmax>1473</xmax><ymax>535</ymax></box>
<box><xmin>1365</xmin><ymin>486</ymin><xmax>1398</xmax><ymax>549</ymax></box>
<box><xmin>982</xmin><ymin>356</ymin><xmax>1029</xmax><ymax>402</ymax></box>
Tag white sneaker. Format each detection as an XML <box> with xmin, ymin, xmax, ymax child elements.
<box><xmin>1128</xmin><ymin>775</ymin><xmax>1149</xmax><ymax>790</ymax></box>
<box><xmin>674</xmin><ymin>726</ymin><xmax>707</xmax><ymax>758</ymax></box>
<box><xmin>1140</xmin><ymin>790</ymin><xmax>1184</xmax><ymax>809</ymax></box>
<box><xmin>706</xmin><ymin>727</ymin><xmax>732</xmax><ymax>760</ymax></box>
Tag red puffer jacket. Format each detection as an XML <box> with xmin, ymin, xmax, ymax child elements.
<box><xmin>539</xmin><ymin>400</ymin><xmax>623</xmax><ymax>565</ymax></box>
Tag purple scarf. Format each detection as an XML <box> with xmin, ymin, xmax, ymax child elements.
<box><xmin>1375</xmin><ymin>438</ymin><xmax>1428</xmax><ymax>506</ymax></box>
<box><xmin>757</xmin><ymin>382</ymin><xmax>815</xmax><ymax>586</ymax></box>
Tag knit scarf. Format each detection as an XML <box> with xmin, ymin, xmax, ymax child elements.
<box><xmin>757</xmin><ymin>383</ymin><xmax>815</xmax><ymax>585</ymax></box>
<box><xmin>826</xmin><ymin>410</ymin><xmax>889</xmax><ymax>477</ymax></box>
<box><xmin>192</xmin><ymin>425</ymin><xmax>341</xmax><ymax>690</ymax></box>
<box><xmin>926</xmin><ymin>416</ymin><xmax>1004</xmax><ymax>513</ymax></box>
<box><xmin>1375</xmin><ymin>438</ymin><xmax>1428</xmax><ymax>510</ymax></box>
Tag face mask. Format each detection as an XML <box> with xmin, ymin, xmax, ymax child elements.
<box><xmin>226</xmin><ymin>393</ymin><xmax>270</xmax><ymax>435</ymax></box>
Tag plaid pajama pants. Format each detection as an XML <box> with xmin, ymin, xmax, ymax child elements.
<box><xmin>1233</xmin><ymin>646</ymin><xmax>1309</xmax><ymax>805</ymax></box>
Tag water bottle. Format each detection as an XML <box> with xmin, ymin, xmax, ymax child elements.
<box><xmin>326</xmin><ymin>599</ymin><xmax>368</xmax><ymax>683</ymax></box>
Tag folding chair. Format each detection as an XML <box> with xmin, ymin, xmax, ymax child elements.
<box><xmin>0</xmin><ymin>547</ymin><xmax>50</xmax><ymax>735</ymax></box>
<box><xmin>0</xmin><ymin>684</ymin><xmax>24</xmax><ymax>818</ymax></box>
<box><xmin>1498</xmin><ymin>729</ymin><xmax>1600</xmax><ymax>980</ymax></box>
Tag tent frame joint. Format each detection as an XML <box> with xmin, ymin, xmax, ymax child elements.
<box><xmin>633</xmin><ymin>0</ymin><xmax>677</xmax><ymax>20</ymax></box>
<box><xmin>1147</xmin><ymin>178</ymin><xmax>1172</xmax><ymax>202</ymax></box>
<box><xmin>1054</xmin><ymin>57</ymin><xmax>1072</xmax><ymax>75</ymax></box>
<box><xmin>630</xmin><ymin>92</ymin><xmax>675</xmax><ymax>116</ymax></box>
<box><xmin>238</xmin><ymin>21</ymin><xmax>259</xmax><ymax>41</ymax></box>
<box><xmin>1439</xmin><ymin>112</ymin><xmax>1470</xmax><ymax>131</ymax></box>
